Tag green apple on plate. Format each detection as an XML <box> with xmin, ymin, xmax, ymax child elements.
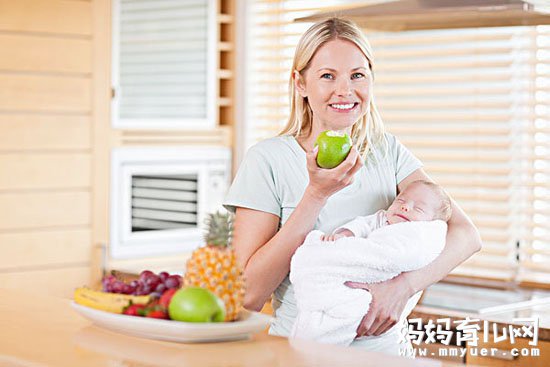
<box><xmin>168</xmin><ymin>287</ymin><xmax>226</xmax><ymax>323</ymax></box>
<box><xmin>314</xmin><ymin>130</ymin><xmax>352</xmax><ymax>169</ymax></box>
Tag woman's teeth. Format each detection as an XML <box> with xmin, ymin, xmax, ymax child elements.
<box><xmin>331</xmin><ymin>103</ymin><xmax>355</xmax><ymax>110</ymax></box>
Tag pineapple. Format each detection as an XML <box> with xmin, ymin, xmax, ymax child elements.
<box><xmin>183</xmin><ymin>211</ymin><xmax>245</xmax><ymax>321</ymax></box>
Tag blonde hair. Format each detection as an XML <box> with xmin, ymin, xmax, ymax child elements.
<box><xmin>408</xmin><ymin>180</ymin><xmax>453</xmax><ymax>222</ymax></box>
<box><xmin>278</xmin><ymin>17</ymin><xmax>386</xmax><ymax>160</ymax></box>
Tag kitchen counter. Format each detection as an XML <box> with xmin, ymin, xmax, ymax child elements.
<box><xmin>412</xmin><ymin>304</ymin><xmax>550</xmax><ymax>341</ymax></box>
<box><xmin>414</xmin><ymin>283</ymin><xmax>550</xmax><ymax>340</ymax></box>
<box><xmin>0</xmin><ymin>288</ymin><xmax>458</xmax><ymax>367</ymax></box>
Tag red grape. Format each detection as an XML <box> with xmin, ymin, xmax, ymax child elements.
<box><xmin>141</xmin><ymin>284</ymin><xmax>152</xmax><ymax>294</ymax></box>
<box><xmin>111</xmin><ymin>281</ymin><xmax>124</xmax><ymax>293</ymax></box>
<box><xmin>127</xmin><ymin>283</ymin><xmax>137</xmax><ymax>294</ymax></box>
<box><xmin>158</xmin><ymin>271</ymin><xmax>169</xmax><ymax>282</ymax></box>
<box><xmin>164</xmin><ymin>275</ymin><xmax>180</xmax><ymax>289</ymax></box>
<box><xmin>135</xmin><ymin>283</ymin><xmax>145</xmax><ymax>295</ymax></box>
<box><xmin>145</xmin><ymin>274</ymin><xmax>161</xmax><ymax>289</ymax></box>
<box><xmin>102</xmin><ymin>275</ymin><xmax>117</xmax><ymax>292</ymax></box>
<box><xmin>101</xmin><ymin>271</ymin><xmax>180</xmax><ymax>295</ymax></box>
<box><xmin>121</xmin><ymin>284</ymin><xmax>132</xmax><ymax>294</ymax></box>
<box><xmin>139</xmin><ymin>270</ymin><xmax>154</xmax><ymax>282</ymax></box>
<box><xmin>155</xmin><ymin>283</ymin><xmax>167</xmax><ymax>293</ymax></box>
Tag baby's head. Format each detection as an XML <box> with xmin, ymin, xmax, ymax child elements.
<box><xmin>386</xmin><ymin>180</ymin><xmax>452</xmax><ymax>225</ymax></box>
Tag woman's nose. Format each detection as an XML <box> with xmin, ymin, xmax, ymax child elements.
<box><xmin>336</xmin><ymin>78</ymin><xmax>352</xmax><ymax>96</ymax></box>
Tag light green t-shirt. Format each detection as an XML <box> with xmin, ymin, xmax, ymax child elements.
<box><xmin>223</xmin><ymin>133</ymin><xmax>423</xmax><ymax>348</ymax></box>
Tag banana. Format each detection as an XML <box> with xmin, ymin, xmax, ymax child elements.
<box><xmin>74</xmin><ymin>287</ymin><xmax>151</xmax><ymax>314</ymax></box>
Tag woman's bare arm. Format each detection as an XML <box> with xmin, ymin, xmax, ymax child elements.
<box><xmin>401</xmin><ymin>202</ymin><xmax>481</xmax><ymax>292</ymax></box>
<box><xmin>233</xmin><ymin>146</ymin><xmax>363</xmax><ymax>311</ymax></box>
<box><xmin>397</xmin><ymin>168</ymin><xmax>482</xmax><ymax>294</ymax></box>
<box><xmin>233</xmin><ymin>189</ymin><xmax>326</xmax><ymax>311</ymax></box>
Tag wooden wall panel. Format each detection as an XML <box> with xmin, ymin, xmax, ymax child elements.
<box><xmin>0</xmin><ymin>0</ymin><xmax>94</xmax><ymax>294</ymax></box>
<box><xmin>0</xmin><ymin>0</ymin><xmax>236</xmax><ymax>293</ymax></box>
<box><xmin>0</xmin><ymin>267</ymin><xmax>90</xmax><ymax>298</ymax></box>
<box><xmin>0</xmin><ymin>192</ymin><xmax>90</xmax><ymax>230</ymax></box>
<box><xmin>90</xmin><ymin>0</ymin><xmax>112</xmax><ymax>286</ymax></box>
<box><xmin>0</xmin><ymin>229</ymin><xmax>90</xmax><ymax>269</ymax></box>
<box><xmin>0</xmin><ymin>74</ymin><xmax>91</xmax><ymax>112</ymax></box>
<box><xmin>0</xmin><ymin>0</ymin><xmax>92</xmax><ymax>36</ymax></box>
<box><xmin>0</xmin><ymin>34</ymin><xmax>92</xmax><ymax>73</ymax></box>
<box><xmin>0</xmin><ymin>153</ymin><xmax>91</xmax><ymax>190</ymax></box>
<box><xmin>0</xmin><ymin>115</ymin><xmax>91</xmax><ymax>151</ymax></box>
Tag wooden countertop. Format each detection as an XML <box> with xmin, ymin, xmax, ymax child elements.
<box><xmin>0</xmin><ymin>288</ymin><xmax>459</xmax><ymax>367</ymax></box>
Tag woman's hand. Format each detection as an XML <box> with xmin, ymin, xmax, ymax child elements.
<box><xmin>345</xmin><ymin>274</ymin><xmax>414</xmax><ymax>337</ymax></box>
<box><xmin>305</xmin><ymin>146</ymin><xmax>363</xmax><ymax>201</ymax></box>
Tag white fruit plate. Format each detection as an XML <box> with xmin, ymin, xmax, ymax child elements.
<box><xmin>71</xmin><ymin>302</ymin><xmax>272</xmax><ymax>343</ymax></box>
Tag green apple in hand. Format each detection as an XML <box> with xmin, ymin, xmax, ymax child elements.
<box><xmin>168</xmin><ymin>287</ymin><xmax>226</xmax><ymax>322</ymax></box>
<box><xmin>315</xmin><ymin>130</ymin><xmax>352</xmax><ymax>169</ymax></box>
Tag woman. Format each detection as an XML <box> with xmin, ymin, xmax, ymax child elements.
<box><xmin>223</xmin><ymin>18</ymin><xmax>481</xmax><ymax>354</ymax></box>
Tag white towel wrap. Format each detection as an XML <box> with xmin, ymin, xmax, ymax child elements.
<box><xmin>289</xmin><ymin>220</ymin><xmax>447</xmax><ymax>346</ymax></box>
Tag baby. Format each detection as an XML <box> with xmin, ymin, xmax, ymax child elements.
<box><xmin>289</xmin><ymin>180</ymin><xmax>452</xmax><ymax>346</ymax></box>
<box><xmin>321</xmin><ymin>179</ymin><xmax>452</xmax><ymax>242</ymax></box>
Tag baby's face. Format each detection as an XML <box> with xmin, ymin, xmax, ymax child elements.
<box><xmin>386</xmin><ymin>183</ymin><xmax>440</xmax><ymax>224</ymax></box>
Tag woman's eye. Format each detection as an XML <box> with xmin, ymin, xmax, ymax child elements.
<box><xmin>351</xmin><ymin>72</ymin><xmax>365</xmax><ymax>79</ymax></box>
<box><xmin>320</xmin><ymin>73</ymin><xmax>334</xmax><ymax>80</ymax></box>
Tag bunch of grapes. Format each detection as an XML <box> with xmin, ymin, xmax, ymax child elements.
<box><xmin>102</xmin><ymin>270</ymin><xmax>182</xmax><ymax>298</ymax></box>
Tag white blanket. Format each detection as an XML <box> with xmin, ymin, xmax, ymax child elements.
<box><xmin>289</xmin><ymin>220</ymin><xmax>447</xmax><ymax>346</ymax></box>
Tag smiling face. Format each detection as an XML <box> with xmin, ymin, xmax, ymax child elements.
<box><xmin>294</xmin><ymin>39</ymin><xmax>372</xmax><ymax>134</ymax></box>
<box><xmin>386</xmin><ymin>182</ymin><xmax>442</xmax><ymax>224</ymax></box>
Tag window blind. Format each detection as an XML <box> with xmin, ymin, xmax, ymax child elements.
<box><xmin>112</xmin><ymin>0</ymin><xmax>216</xmax><ymax>128</ymax></box>
<box><xmin>517</xmin><ymin>25</ymin><xmax>550</xmax><ymax>285</ymax></box>
<box><xmin>246</xmin><ymin>0</ymin><xmax>550</xmax><ymax>285</ymax></box>
<box><xmin>373</xmin><ymin>27</ymin><xmax>529</xmax><ymax>281</ymax></box>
